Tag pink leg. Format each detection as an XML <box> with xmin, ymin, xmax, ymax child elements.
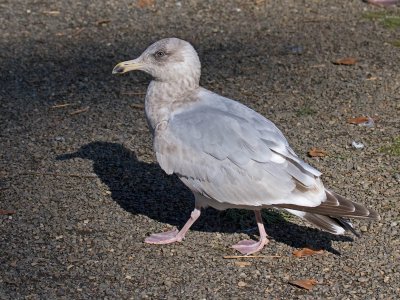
<box><xmin>232</xmin><ymin>210</ymin><xmax>269</xmax><ymax>255</ymax></box>
<box><xmin>145</xmin><ymin>207</ymin><xmax>201</xmax><ymax>244</ymax></box>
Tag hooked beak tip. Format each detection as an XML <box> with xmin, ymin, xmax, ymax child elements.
<box><xmin>112</xmin><ymin>64</ymin><xmax>125</xmax><ymax>74</ymax></box>
<box><xmin>112</xmin><ymin>60</ymin><xmax>143</xmax><ymax>75</ymax></box>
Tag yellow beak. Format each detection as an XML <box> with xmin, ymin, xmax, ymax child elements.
<box><xmin>112</xmin><ymin>59</ymin><xmax>144</xmax><ymax>74</ymax></box>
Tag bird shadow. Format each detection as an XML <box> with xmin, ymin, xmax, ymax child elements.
<box><xmin>57</xmin><ymin>141</ymin><xmax>353</xmax><ymax>255</ymax></box>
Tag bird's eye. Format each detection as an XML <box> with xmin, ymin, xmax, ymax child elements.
<box><xmin>154</xmin><ymin>50</ymin><xmax>166</xmax><ymax>58</ymax></box>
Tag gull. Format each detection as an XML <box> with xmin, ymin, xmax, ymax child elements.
<box><xmin>112</xmin><ymin>38</ymin><xmax>378</xmax><ymax>255</ymax></box>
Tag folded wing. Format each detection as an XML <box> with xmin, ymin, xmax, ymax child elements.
<box><xmin>154</xmin><ymin>94</ymin><xmax>326</xmax><ymax>209</ymax></box>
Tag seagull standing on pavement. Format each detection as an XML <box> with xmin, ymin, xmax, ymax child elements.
<box><xmin>113</xmin><ymin>38</ymin><xmax>378</xmax><ymax>255</ymax></box>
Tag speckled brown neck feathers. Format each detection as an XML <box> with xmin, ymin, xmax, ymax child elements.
<box><xmin>145</xmin><ymin>78</ymin><xmax>200</xmax><ymax>131</ymax></box>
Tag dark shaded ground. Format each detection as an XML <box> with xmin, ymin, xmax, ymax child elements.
<box><xmin>1</xmin><ymin>0</ymin><xmax>399</xmax><ymax>298</ymax></box>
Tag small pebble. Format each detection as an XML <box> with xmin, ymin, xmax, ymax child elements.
<box><xmin>358</xmin><ymin>277</ymin><xmax>368</xmax><ymax>283</ymax></box>
<box><xmin>286</xmin><ymin>45</ymin><xmax>304</xmax><ymax>55</ymax></box>
<box><xmin>394</xmin><ymin>173</ymin><xmax>400</xmax><ymax>183</ymax></box>
<box><xmin>352</xmin><ymin>141</ymin><xmax>364</xmax><ymax>149</ymax></box>
<box><xmin>237</xmin><ymin>281</ymin><xmax>247</xmax><ymax>287</ymax></box>
<box><xmin>55</xmin><ymin>136</ymin><xmax>65</xmax><ymax>142</ymax></box>
<box><xmin>163</xmin><ymin>279</ymin><xmax>172</xmax><ymax>287</ymax></box>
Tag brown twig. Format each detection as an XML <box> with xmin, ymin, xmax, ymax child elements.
<box><xmin>96</xmin><ymin>19</ymin><xmax>111</xmax><ymax>26</ymax></box>
<box><xmin>223</xmin><ymin>255</ymin><xmax>281</xmax><ymax>259</ymax></box>
<box><xmin>130</xmin><ymin>103</ymin><xmax>145</xmax><ymax>109</ymax></box>
<box><xmin>69</xmin><ymin>106</ymin><xmax>89</xmax><ymax>115</ymax></box>
<box><xmin>303</xmin><ymin>18</ymin><xmax>333</xmax><ymax>23</ymax></box>
<box><xmin>43</xmin><ymin>10</ymin><xmax>60</xmax><ymax>16</ymax></box>
<box><xmin>20</xmin><ymin>172</ymin><xmax>97</xmax><ymax>179</ymax></box>
<box><xmin>310</xmin><ymin>64</ymin><xmax>326</xmax><ymax>68</ymax></box>
<box><xmin>51</xmin><ymin>103</ymin><xmax>71</xmax><ymax>109</ymax></box>
<box><xmin>73</xmin><ymin>28</ymin><xmax>85</xmax><ymax>36</ymax></box>
<box><xmin>122</xmin><ymin>91</ymin><xmax>146</xmax><ymax>96</ymax></box>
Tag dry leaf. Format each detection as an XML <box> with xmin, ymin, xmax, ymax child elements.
<box><xmin>347</xmin><ymin>116</ymin><xmax>370</xmax><ymax>124</ymax></box>
<box><xmin>333</xmin><ymin>57</ymin><xmax>358</xmax><ymax>65</ymax></box>
<box><xmin>289</xmin><ymin>279</ymin><xmax>317</xmax><ymax>290</ymax></box>
<box><xmin>293</xmin><ymin>247</ymin><xmax>324</xmax><ymax>258</ymax></box>
<box><xmin>347</xmin><ymin>116</ymin><xmax>375</xmax><ymax>127</ymax></box>
<box><xmin>137</xmin><ymin>0</ymin><xmax>155</xmax><ymax>8</ymax></box>
<box><xmin>235</xmin><ymin>261</ymin><xmax>251</xmax><ymax>267</ymax></box>
<box><xmin>308</xmin><ymin>148</ymin><xmax>327</xmax><ymax>157</ymax></box>
<box><xmin>0</xmin><ymin>209</ymin><xmax>16</xmax><ymax>215</ymax></box>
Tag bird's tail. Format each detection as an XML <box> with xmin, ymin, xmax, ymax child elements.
<box><xmin>278</xmin><ymin>190</ymin><xmax>378</xmax><ymax>236</ymax></box>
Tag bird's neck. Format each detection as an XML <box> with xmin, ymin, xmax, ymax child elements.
<box><xmin>145</xmin><ymin>79</ymin><xmax>199</xmax><ymax>131</ymax></box>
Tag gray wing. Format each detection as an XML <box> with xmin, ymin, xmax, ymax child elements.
<box><xmin>154</xmin><ymin>93</ymin><xmax>325</xmax><ymax>208</ymax></box>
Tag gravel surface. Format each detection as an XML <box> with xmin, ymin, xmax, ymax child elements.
<box><xmin>1</xmin><ymin>0</ymin><xmax>399</xmax><ymax>298</ymax></box>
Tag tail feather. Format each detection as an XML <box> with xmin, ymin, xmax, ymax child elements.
<box><xmin>286</xmin><ymin>209</ymin><xmax>360</xmax><ymax>236</ymax></box>
<box><xmin>277</xmin><ymin>190</ymin><xmax>378</xmax><ymax>219</ymax></box>
<box><xmin>335</xmin><ymin>217</ymin><xmax>360</xmax><ymax>237</ymax></box>
<box><xmin>305</xmin><ymin>213</ymin><xmax>361</xmax><ymax>237</ymax></box>
<box><xmin>280</xmin><ymin>190</ymin><xmax>378</xmax><ymax>235</ymax></box>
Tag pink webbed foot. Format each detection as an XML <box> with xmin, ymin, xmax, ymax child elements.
<box><xmin>144</xmin><ymin>228</ymin><xmax>180</xmax><ymax>244</ymax></box>
<box><xmin>231</xmin><ymin>210</ymin><xmax>269</xmax><ymax>255</ymax></box>
<box><xmin>232</xmin><ymin>239</ymin><xmax>268</xmax><ymax>255</ymax></box>
<box><xmin>144</xmin><ymin>208</ymin><xmax>201</xmax><ymax>245</ymax></box>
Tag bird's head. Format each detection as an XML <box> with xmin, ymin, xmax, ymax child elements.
<box><xmin>112</xmin><ymin>38</ymin><xmax>201</xmax><ymax>85</ymax></box>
